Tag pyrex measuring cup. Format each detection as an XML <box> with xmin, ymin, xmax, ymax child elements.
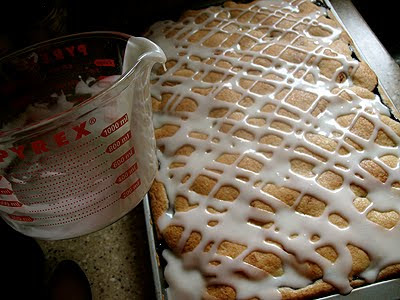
<box><xmin>0</xmin><ymin>32</ymin><xmax>166</xmax><ymax>240</ymax></box>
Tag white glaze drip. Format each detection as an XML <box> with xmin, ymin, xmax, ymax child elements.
<box><xmin>148</xmin><ymin>0</ymin><xmax>400</xmax><ymax>299</ymax></box>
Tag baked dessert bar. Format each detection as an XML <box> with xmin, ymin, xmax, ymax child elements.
<box><xmin>147</xmin><ymin>0</ymin><xmax>400</xmax><ymax>299</ymax></box>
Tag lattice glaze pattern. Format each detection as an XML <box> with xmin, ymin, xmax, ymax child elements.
<box><xmin>148</xmin><ymin>0</ymin><xmax>400</xmax><ymax>299</ymax></box>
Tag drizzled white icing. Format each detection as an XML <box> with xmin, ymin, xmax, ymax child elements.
<box><xmin>0</xmin><ymin>76</ymin><xmax>117</xmax><ymax>134</ymax></box>
<box><xmin>148</xmin><ymin>0</ymin><xmax>400</xmax><ymax>299</ymax></box>
<box><xmin>163</xmin><ymin>249</ymin><xmax>206</xmax><ymax>300</ymax></box>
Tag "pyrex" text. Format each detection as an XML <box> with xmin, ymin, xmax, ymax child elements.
<box><xmin>0</xmin><ymin>121</ymin><xmax>91</xmax><ymax>163</ymax></box>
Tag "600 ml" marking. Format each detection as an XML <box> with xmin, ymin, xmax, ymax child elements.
<box><xmin>111</xmin><ymin>146</ymin><xmax>135</xmax><ymax>169</ymax></box>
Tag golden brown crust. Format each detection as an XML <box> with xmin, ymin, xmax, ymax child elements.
<box><xmin>352</xmin><ymin>61</ymin><xmax>378</xmax><ymax>91</ymax></box>
<box><xmin>148</xmin><ymin>0</ymin><xmax>400</xmax><ymax>299</ymax></box>
<box><xmin>280</xmin><ymin>280</ymin><xmax>336</xmax><ymax>300</ymax></box>
<box><xmin>378</xmin><ymin>85</ymin><xmax>400</xmax><ymax>120</ymax></box>
<box><xmin>149</xmin><ymin>180</ymin><xmax>169</xmax><ymax>225</ymax></box>
<box><xmin>150</xmin><ymin>178</ymin><xmax>400</xmax><ymax>299</ymax></box>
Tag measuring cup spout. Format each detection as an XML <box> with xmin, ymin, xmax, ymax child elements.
<box><xmin>0</xmin><ymin>33</ymin><xmax>166</xmax><ymax>240</ymax></box>
<box><xmin>122</xmin><ymin>37</ymin><xmax>166</xmax><ymax>74</ymax></box>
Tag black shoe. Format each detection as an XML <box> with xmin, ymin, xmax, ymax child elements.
<box><xmin>48</xmin><ymin>260</ymin><xmax>92</xmax><ymax>300</ymax></box>
<box><xmin>0</xmin><ymin>219</ymin><xmax>45</xmax><ymax>300</ymax></box>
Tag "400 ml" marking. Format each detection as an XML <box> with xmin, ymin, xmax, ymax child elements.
<box><xmin>115</xmin><ymin>162</ymin><xmax>138</xmax><ymax>184</ymax></box>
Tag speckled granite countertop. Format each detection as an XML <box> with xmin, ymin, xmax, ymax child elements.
<box><xmin>37</xmin><ymin>203</ymin><xmax>155</xmax><ymax>300</ymax></box>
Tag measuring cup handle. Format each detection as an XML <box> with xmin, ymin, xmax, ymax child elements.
<box><xmin>122</xmin><ymin>37</ymin><xmax>166</xmax><ymax>74</ymax></box>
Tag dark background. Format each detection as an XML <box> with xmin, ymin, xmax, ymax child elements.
<box><xmin>352</xmin><ymin>0</ymin><xmax>400</xmax><ymax>65</ymax></box>
<box><xmin>0</xmin><ymin>0</ymin><xmax>399</xmax><ymax>64</ymax></box>
<box><xmin>0</xmin><ymin>0</ymin><xmax>226</xmax><ymax>56</ymax></box>
<box><xmin>0</xmin><ymin>0</ymin><xmax>398</xmax><ymax>298</ymax></box>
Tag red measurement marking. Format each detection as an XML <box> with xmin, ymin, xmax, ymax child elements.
<box><xmin>0</xmin><ymin>188</ymin><xmax>13</xmax><ymax>195</ymax></box>
<box><xmin>111</xmin><ymin>146</ymin><xmax>135</xmax><ymax>169</ymax></box>
<box><xmin>106</xmin><ymin>131</ymin><xmax>132</xmax><ymax>154</ymax></box>
<box><xmin>0</xmin><ymin>200</ymin><xmax>22</xmax><ymax>207</ymax></box>
<box><xmin>101</xmin><ymin>114</ymin><xmax>128</xmax><ymax>137</ymax></box>
<box><xmin>94</xmin><ymin>59</ymin><xmax>115</xmax><ymax>67</ymax></box>
<box><xmin>115</xmin><ymin>162</ymin><xmax>138</xmax><ymax>184</ymax></box>
<box><xmin>121</xmin><ymin>178</ymin><xmax>141</xmax><ymax>199</ymax></box>
<box><xmin>8</xmin><ymin>214</ymin><xmax>34</xmax><ymax>222</ymax></box>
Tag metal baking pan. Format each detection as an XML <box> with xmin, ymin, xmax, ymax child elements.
<box><xmin>144</xmin><ymin>194</ymin><xmax>400</xmax><ymax>300</ymax></box>
<box><xmin>144</xmin><ymin>195</ymin><xmax>168</xmax><ymax>300</ymax></box>
<box><xmin>143</xmin><ymin>0</ymin><xmax>400</xmax><ymax>299</ymax></box>
<box><xmin>326</xmin><ymin>0</ymin><xmax>400</xmax><ymax>114</ymax></box>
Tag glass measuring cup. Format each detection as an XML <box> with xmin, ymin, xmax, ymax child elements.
<box><xmin>0</xmin><ymin>32</ymin><xmax>166</xmax><ymax>240</ymax></box>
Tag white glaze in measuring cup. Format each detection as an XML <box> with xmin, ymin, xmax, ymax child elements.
<box><xmin>0</xmin><ymin>34</ymin><xmax>166</xmax><ymax>239</ymax></box>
